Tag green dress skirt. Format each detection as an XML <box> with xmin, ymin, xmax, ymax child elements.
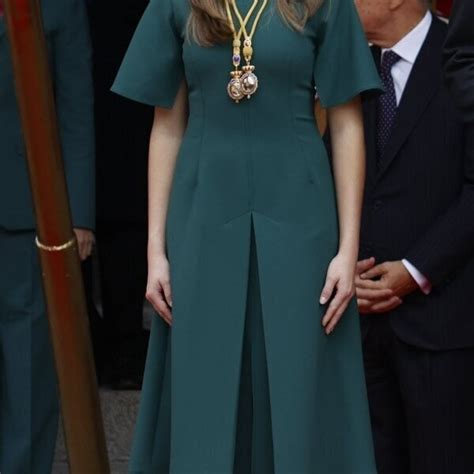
<box><xmin>112</xmin><ymin>0</ymin><xmax>383</xmax><ymax>472</ymax></box>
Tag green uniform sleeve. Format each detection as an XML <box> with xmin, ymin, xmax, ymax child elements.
<box><xmin>111</xmin><ymin>0</ymin><xmax>185</xmax><ymax>108</ymax></box>
<box><xmin>312</xmin><ymin>0</ymin><xmax>383</xmax><ymax>108</ymax></box>
<box><xmin>53</xmin><ymin>0</ymin><xmax>95</xmax><ymax>230</ymax></box>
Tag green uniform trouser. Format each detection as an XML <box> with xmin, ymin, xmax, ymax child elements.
<box><xmin>0</xmin><ymin>230</ymin><xmax>59</xmax><ymax>474</ymax></box>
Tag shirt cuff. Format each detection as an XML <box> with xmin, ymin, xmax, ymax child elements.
<box><xmin>402</xmin><ymin>259</ymin><xmax>432</xmax><ymax>295</ymax></box>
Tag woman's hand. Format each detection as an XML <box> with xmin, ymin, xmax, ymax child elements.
<box><xmin>146</xmin><ymin>253</ymin><xmax>173</xmax><ymax>326</ymax></box>
<box><xmin>319</xmin><ymin>252</ymin><xmax>357</xmax><ymax>335</ymax></box>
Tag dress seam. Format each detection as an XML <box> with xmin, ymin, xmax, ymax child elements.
<box><xmin>288</xmin><ymin>36</ymin><xmax>319</xmax><ymax>190</ymax></box>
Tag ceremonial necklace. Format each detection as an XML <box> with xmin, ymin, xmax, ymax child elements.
<box><xmin>225</xmin><ymin>0</ymin><xmax>268</xmax><ymax>103</ymax></box>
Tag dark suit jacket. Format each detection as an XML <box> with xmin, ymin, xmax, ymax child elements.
<box><xmin>360</xmin><ymin>16</ymin><xmax>474</xmax><ymax>350</ymax></box>
<box><xmin>443</xmin><ymin>0</ymin><xmax>474</xmax><ymax>123</ymax></box>
<box><xmin>0</xmin><ymin>0</ymin><xmax>95</xmax><ymax>231</ymax></box>
<box><xmin>88</xmin><ymin>0</ymin><xmax>153</xmax><ymax>225</ymax></box>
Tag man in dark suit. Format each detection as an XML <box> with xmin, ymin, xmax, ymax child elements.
<box><xmin>443</xmin><ymin>0</ymin><xmax>474</xmax><ymax>123</ymax></box>
<box><xmin>354</xmin><ymin>0</ymin><xmax>474</xmax><ymax>472</ymax></box>
<box><xmin>0</xmin><ymin>0</ymin><xmax>94</xmax><ymax>471</ymax></box>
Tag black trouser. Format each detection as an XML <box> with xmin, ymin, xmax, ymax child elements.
<box><xmin>97</xmin><ymin>222</ymin><xmax>149</xmax><ymax>381</ymax></box>
<box><xmin>362</xmin><ymin>316</ymin><xmax>474</xmax><ymax>474</ymax></box>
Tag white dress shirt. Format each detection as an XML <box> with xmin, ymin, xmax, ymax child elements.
<box><xmin>381</xmin><ymin>11</ymin><xmax>433</xmax><ymax>295</ymax></box>
<box><xmin>382</xmin><ymin>11</ymin><xmax>432</xmax><ymax>105</ymax></box>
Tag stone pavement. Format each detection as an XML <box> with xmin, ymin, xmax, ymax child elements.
<box><xmin>53</xmin><ymin>389</ymin><xmax>140</xmax><ymax>473</ymax></box>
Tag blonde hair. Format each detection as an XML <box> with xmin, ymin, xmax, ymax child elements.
<box><xmin>187</xmin><ymin>0</ymin><xmax>324</xmax><ymax>46</ymax></box>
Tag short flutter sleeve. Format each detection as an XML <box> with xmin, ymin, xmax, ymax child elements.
<box><xmin>111</xmin><ymin>0</ymin><xmax>184</xmax><ymax>108</ymax></box>
<box><xmin>312</xmin><ymin>0</ymin><xmax>382</xmax><ymax>108</ymax></box>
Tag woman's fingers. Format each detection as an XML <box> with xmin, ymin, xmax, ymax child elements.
<box><xmin>322</xmin><ymin>281</ymin><xmax>353</xmax><ymax>331</ymax></box>
<box><xmin>146</xmin><ymin>281</ymin><xmax>173</xmax><ymax>325</ymax></box>
<box><xmin>163</xmin><ymin>281</ymin><xmax>173</xmax><ymax>308</ymax></box>
<box><xmin>320</xmin><ymin>276</ymin><xmax>337</xmax><ymax>305</ymax></box>
<box><xmin>325</xmin><ymin>298</ymin><xmax>350</xmax><ymax>334</ymax></box>
<box><xmin>156</xmin><ymin>295</ymin><xmax>173</xmax><ymax>325</ymax></box>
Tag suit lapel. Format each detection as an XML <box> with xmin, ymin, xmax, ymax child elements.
<box><xmin>376</xmin><ymin>18</ymin><xmax>445</xmax><ymax>181</ymax></box>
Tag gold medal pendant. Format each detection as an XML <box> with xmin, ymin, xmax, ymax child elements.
<box><xmin>241</xmin><ymin>39</ymin><xmax>258</xmax><ymax>99</ymax></box>
<box><xmin>227</xmin><ymin>70</ymin><xmax>244</xmax><ymax>103</ymax></box>
<box><xmin>225</xmin><ymin>0</ymin><xmax>267</xmax><ymax>104</ymax></box>
<box><xmin>241</xmin><ymin>65</ymin><xmax>258</xmax><ymax>99</ymax></box>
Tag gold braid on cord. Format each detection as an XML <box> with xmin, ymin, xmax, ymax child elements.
<box><xmin>35</xmin><ymin>235</ymin><xmax>76</xmax><ymax>252</ymax></box>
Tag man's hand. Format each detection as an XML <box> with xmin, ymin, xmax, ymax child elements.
<box><xmin>355</xmin><ymin>258</ymin><xmax>419</xmax><ymax>314</ymax></box>
<box><xmin>73</xmin><ymin>228</ymin><xmax>95</xmax><ymax>261</ymax></box>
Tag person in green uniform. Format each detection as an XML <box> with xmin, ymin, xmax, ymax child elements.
<box><xmin>112</xmin><ymin>0</ymin><xmax>382</xmax><ymax>471</ymax></box>
<box><xmin>0</xmin><ymin>0</ymin><xmax>94</xmax><ymax>472</ymax></box>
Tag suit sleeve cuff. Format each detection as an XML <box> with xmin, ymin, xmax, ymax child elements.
<box><xmin>402</xmin><ymin>259</ymin><xmax>432</xmax><ymax>295</ymax></box>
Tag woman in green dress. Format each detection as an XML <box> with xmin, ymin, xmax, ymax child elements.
<box><xmin>112</xmin><ymin>0</ymin><xmax>382</xmax><ymax>471</ymax></box>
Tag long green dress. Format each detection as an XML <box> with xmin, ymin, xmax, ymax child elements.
<box><xmin>112</xmin><ymin>0</ymin><xmax>382</xmax><ymax>472</ymax></box>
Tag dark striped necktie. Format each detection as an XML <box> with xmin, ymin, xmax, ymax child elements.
<box><xmin>376</xmin><ymin>50</ymin><xmax>401</xmax><ymax>167</ymax></box>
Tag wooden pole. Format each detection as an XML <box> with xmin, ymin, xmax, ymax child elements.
<box><xmin>3</xmin><ymin>0</ymin><xmax>110</xmax><ymax>472</ymax></box>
